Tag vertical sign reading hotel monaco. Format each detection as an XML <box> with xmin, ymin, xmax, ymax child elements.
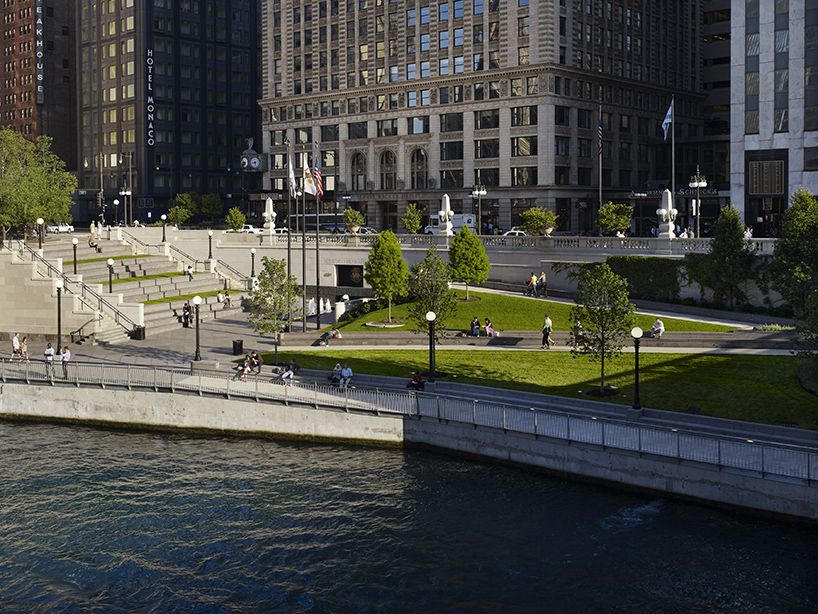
<box><xmin>35</xmin><ymin>0</ymin><xmax>44</xmax><ymax>104</ymax></box>
<box><xmin>146</xmin><ymin>49</ymin><xmax>155</xmax><ymax>146</ymax></box>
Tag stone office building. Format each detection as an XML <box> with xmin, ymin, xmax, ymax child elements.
<box><xmin>259</xmin><ymin>0</ymin><xmax>708</xmax><ymax>235</ymax></box>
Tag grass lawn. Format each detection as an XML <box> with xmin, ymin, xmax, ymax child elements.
<box><xmin>68</xmin><ymin>254</ymin><xmax>158</xmax><ymax>265</ymax></box>
<box><xmin>256</xmin><ymin>348</ymin><xmax>818</xmax><ymax>430</ymax></box>
<box><xmin>143</xmin><ymin>289</ymin><xmax>228</xmax><ymax>305</ymax></box>
<box><xmin>332</xmin><ymin>290</ymin><xmax>737</xmax><ymax>334</ymax></box>
<box><xmin>112</xmin><ymin>271</ymin><xmax>189</xmax><ymax>285</ymax></box>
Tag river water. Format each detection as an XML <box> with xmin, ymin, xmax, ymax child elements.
<box><xmin>1</xmin><ymin>422</ymin><xmax>817</xmax><ymax>613</ymax></box>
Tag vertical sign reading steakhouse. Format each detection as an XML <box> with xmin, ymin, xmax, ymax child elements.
<box><xmin>35</xmin><ymin>0</ymin><xmax>44</xmax><ymax>104</ymax></box>
<box><xmin>146</xmin><ymin>49</ymin><xmax>155</xmax><ymax>146</ymax></box>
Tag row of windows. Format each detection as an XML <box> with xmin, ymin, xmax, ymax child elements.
<box><xmin>285</xmin><ymin>0</ymin><xmax>502</xmax><ymax>24</ymax></box>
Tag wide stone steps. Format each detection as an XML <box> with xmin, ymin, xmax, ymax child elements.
<box><xmin>141</xmin><ymin>294</ymin><xmax>246</xmax><ymax>337</ymax></box>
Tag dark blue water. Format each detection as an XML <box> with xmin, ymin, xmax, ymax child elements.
<box><xmin>1</xmin><ymin>423</ymin><xmax>817</xmax><ymax>613</ymax></box>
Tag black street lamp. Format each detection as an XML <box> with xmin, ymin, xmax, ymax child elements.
<box><xmin>471</xmin><ymin>184</ymin><xmax>486</xmax><ymax>235</ymax></box>
<box><xmin>250</xmin><ymin>247</ymin><xmax>256</xmax><ymax>277</ymax></box>
<box><xmin>161</xmin><ymin>214</ymin><xmax>167</xmax><ymax>243</ymax></box>
<box><xmin>72</xmin><ymin>238</ymin><xmax>78</xmax><ymax>275</ymax></box>
<box><xmin>107</xmin><ymin>258</ymin><xmax>115</xmax><ymax>292</ymax></box>
<box><xmin>55</xmin><ymin>279</ymin><xmax>63</xmax><ymax>353</ymax></box>
<box><xmin>37</xmin><ymin>217</ymin><xmax>44</xmax><ymax>249</ymax></box>
<box><xmin>192</xmin><ymin>295</ymin><xmax>202</xmax><ymax>361</ymax></box>
<box><xmin>426</xmin><ymin>311</ymin><xmax>437</xmax><ymax>382</ymax></box>
<box><xmin>208</xmin><ymin>230</ymin><xmax>213</xmax><ymax>259</ymax></box>
<box><xmin>689</xmin><ymin>165</ymin><xmax>707</xmax><ymax>239</ymax></box>
<box><xmin>631</xmin><ymin>326</ymin><xmax>643</xmax><ymax>410</ymax></box>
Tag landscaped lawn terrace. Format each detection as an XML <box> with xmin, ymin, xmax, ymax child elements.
<box><xmin>256</xmin><ymin>349</ymin><xmax>817</xmax><ymax>430</ymax></box>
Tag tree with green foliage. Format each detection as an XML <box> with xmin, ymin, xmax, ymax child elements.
<box><xmin>402</xmin><ymin>202</ymin><xmax>423</xmax><ymax>234</ymax></box>
<box><xmin>769</xmin><ymin>188</ymin><xmax>818</xmax><ymax>317</ymax></box>
<box><xmin>175</xmin><ymin>192</ymin><xmax>223</xmax><ymax>221</ymax></box>
<box><xmin>225</xmin><ymin>206</ymin><xmax>246</xmax><ymax>232</ymax></box>
<box><xmin>519</xmin><ymin>206</ymin><xmax>558</xmax><ymax>235</ymax></box>
<box><xmin>364</xmin><ymin>230</ymin><xmax>408</xmax><ymax>322</ymax></box>
<box><xmin>568</xmin><ymin>263</ymin><xmax>636</xmax><ymax>394</ymax></box>
<box><xmin>596</xmin><ymin>201</ymin><xmax>633</xmax><ymax>235</ymax></box>
<box><xmin>343</xmin><ymin>207</ymin><xmax>365</xmax><ymax>231</ymax></box>
<box><xmin>407</xmin><ymin>246</ymin><xmax>458</xmax><ymax>341</ymax></box>
<box><xmin>448</xmin><ymin>225</ymin><xmax>490</xmax><ymax>300</ymax></box>
<box><xmin>684</xmin><ymin>205</ymin><xmax>756</xmax><ymax>310</ymax></box>
<box><xmin>166</xmin><ymin>205</ymin><xmax>192</xmax><ymax>227</ymax></box>
<box><xmin>247</xmin><ymin>256</ymin><xmax>302</xmax><ymax>364</ymax></box>
<box><xmin>0</xmin><ymin>129</ymin><xmax>77</xmax><ymax>243</ymax></box>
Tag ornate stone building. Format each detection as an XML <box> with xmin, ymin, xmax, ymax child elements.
<box><xmin>259</xmin><ymin>0</ymin><xmax>709</xmax><ymax>235</ymax></box>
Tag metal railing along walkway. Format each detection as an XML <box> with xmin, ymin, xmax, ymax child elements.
<box><xmin>2</xmin><ymin>358</ymin><xmax>816</xmax><ymax>485</ymax></box>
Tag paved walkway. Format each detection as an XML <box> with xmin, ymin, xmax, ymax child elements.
<box><xmin>61</xmin><ymin>294</ymin><xmax>795</xmax><ymax>372</ymax></box>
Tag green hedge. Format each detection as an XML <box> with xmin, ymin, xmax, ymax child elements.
<box><xmin>606</xmin><ymin>255</ymin><xmax>682</xmax><ymax>301</ymax></box>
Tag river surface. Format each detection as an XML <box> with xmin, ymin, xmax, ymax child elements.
<box><xmin>1</xmin><ymin>422</ymin><xmax>817</xmax><ymax>613</ymax></box>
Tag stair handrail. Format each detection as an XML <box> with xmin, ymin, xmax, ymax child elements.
<box><xmin>6</xmin><ymin>240</ymin><xmax>143</xmax><ymax>337</ymax></box>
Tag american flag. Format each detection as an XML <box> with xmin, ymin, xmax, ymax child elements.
<box><xmin>313</xmin><ymin>144</ymin><xmax>323</xmax><ymax>196</ymax></box>
<box><xmin>598</xmin><ymin>118</ymin><xmax>603</xmax><ymax>157</ymax></box>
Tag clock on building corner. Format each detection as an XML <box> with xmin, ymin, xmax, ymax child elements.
<box><xmin>240</xmin><ymin>154</ymin><xmax>265</xmax><ymax>171</ymax></box>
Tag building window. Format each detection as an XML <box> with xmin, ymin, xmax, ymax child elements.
<box><xmin>440</xmin><ymin>169</ymin><xmax>464</xmax><ymax>188</ymax></box>
<box><xmin>511</xmin><ymin>136</ymin><xmax>537</xmax><ymax>157</ymax></box>
<box><xmin>474</xmin><ymin>108</ymin><xmax>499</xmax><ymax>129</ymax></box>
<box><xmin>350</xmin><ymin>152</ymin><xmax>367</xmax><ymax>191</ymax></box>
<box><xmin>440</xmin><ymin>141</ymin><xmax>464</xmax><ymax>160</ymax></box>
<box><xmin>474</xmin><ymin>138</ymin><xmax>499</xmax><ymax>158</ymax></box>
<box><xmin>511</xmin><ymin>106</ymin><xmax>537</xmax><ymax>126</ymax></box>
<box><xmin>348</xmin><ymin>121</ymin><xmax>368</xmax><ymax>139</ymax></box>
<box><xmin>409</xmin><ymin>116</ymin><xmax>429</xmax><ymax>134</ymax></box>
<box><xmin>380</xmin><ymin>151</ymin><xmax>396</xmax><ymax>190</ymax></box>
<box><xmin>411</xmin><ymin>148</ymin><xmax>428</xmax><ymax>189</ymax></box>
<box><xmin>441</xmin><ymin>112</ymin><xmax>464</xmax><ymax>132</ymax></box>
<box><xmin>555</xmin><ymin>106</ymin><xmax>570</xmax><ymax>126</ymax></box>
<box><xmin>377</xmin><ymin>119</ymin><xmax>398</xmax><ymax>137</ymax></box>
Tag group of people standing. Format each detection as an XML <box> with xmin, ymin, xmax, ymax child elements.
<box><xmin>10</xmin><ymin>332</ymin><xmax>71</xmax><ymax>377</ymax></box>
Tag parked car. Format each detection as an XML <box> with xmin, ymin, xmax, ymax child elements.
<box><xmin>356</xmin><ymin>226</ymin><xmax>379</xmax><ymax>234</ymax></box>
<box><xmin>502</xmin><ymin>229</ymin><xmax>530</xmax><ymax>237</ymax></box>
<box><xmin>46</xmin><ymin>223</ymin><xmax>74</xmax><ymax>233</ymax></box>
<box><xmin>226</xmin><ymin>224</ymin><xmax>263</xmax><ymax>234</ymax></box>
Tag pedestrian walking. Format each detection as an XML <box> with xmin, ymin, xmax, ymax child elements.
<box><xmin>19</xmin><ymin>336</ymin><xmax>29</xmax><ymax>362</ymax></box>
<box><xmin>60</xmin><ymin>346</ymin><xmax>71</xmax><ymax>379</ymax></box>
<box><xmin>187</xmin><ymin>265</ymin><xmax>194</xmax><ymax>281</ymax></box>
<box><xmin>182</xmin><ymin>303</ymin><xmax>191</xmax><ymax>328</ymax></box>
<box><xmin>11</xmin><ymin>332</ymin><xmax>20</xmax><ymax>360</ymax></box>
<box><xmin>541</xmin><ymin>315</ymin><xmax>554</xmax><ymax>349</ymax></box>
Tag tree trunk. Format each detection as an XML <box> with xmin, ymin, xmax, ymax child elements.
<box><xmin>388</xmin><ymin>298</ymin><xmax>392</xmax><ymax>322</ymax></box>
<box><xmin>600</xmin><ymin>352</ymin><xmax>606</xmax><ymax>394</ymax></box>
<box><xmin>465</xmin><ymin>283</ymin><xmax>470</xmax><ymax>300</ymax></box>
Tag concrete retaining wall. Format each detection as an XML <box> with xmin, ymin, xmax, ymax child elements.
<box><xmin>1</xmin><ymin>383</ymin><xmax>815</xmax><ymax>522</ymax></box>
<box><xmin>0</xmin><ymin>383</ymin><xmax>404</xmax><ymax>445</ymax></box>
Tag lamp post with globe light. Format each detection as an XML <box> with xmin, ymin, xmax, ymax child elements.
<box><xmin>426</xmin><ymin>311</ymin><xmax>437</xmax><ymax>382</ymax></box>
<box><xmin>689</xmin><ymin>165</ymin><xmax>707</xmax><ymax>238</ymax></box>
<box><xmin>631</xmin><ymin>327</ymin><xmax>643</xmax><ymax>410</ymax></box>
<box><xmin>192</xmin><ymin>295</ymin><xmax>202</xmax><ymax>361</ymax></box>
<box><xmin>72</xmin><ymin>238</ymin><xmax>78</xmax><ymax>274</ymax></box>
<box><xmin>55</xmin><ymin>279</ymin><xmax>63</xmax><ymax>352</ymax></box>
<box><xmin>471</xmin><ymin>184</ymin><xmax>486</xmax><ymax>234</ymax></box>
<box><xmin>37</xmin><ymin>217</ymin><xmax>44</xmax><ymax>249</ymax></box>
<box><xmin>208</xmin><ymin>230</ymin><xmax>213</xmax><ymax>259</ymax></box>
<box><xmin>250</xmin><ymin>247</ymin><xmax>256</xmax><ymax>278</ymax></box>
<box><xmin>107</xmin><ymin>258</ymin><xmax>115</xmax><ymax>292</ymax></box>
<box><xmin>161</xmin><ymin>214</ymin><xmax>167</xmax><ymax>242</ymax></box>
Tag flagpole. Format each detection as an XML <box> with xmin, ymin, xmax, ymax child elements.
<box><xmin>598</xmin><ymin>103</ymin><xmax>603</xmax><ymax>218</ymax></box>
<box><xmin>315</xmin><ymin>189</ymin><xmax>321</xmax><ymax>330</ymax></box>
<box><xmin>671</xmin><ymin>95</ymin><xmax>676</xmax><ymax>217</ymax></box>
<box><xmin>286</xmin><ymin>139</ymin><xmax>292</xmax><ymax>333</ymax></box>
<box><xmin>301</xmin><ymin>179</ymin><xmax>307</xmax><ymax>332</ymax></box>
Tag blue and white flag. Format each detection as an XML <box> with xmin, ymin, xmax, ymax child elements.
<box><xmin>662</xmin><ymin>99</ymin><xmax>673</xmax><ymax>140</ymax></box>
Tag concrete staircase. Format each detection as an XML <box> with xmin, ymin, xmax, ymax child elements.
<box><xmin>40</xmin><ymin>237</ymin><xmax>247</xmax><ymax>344</ymax></box>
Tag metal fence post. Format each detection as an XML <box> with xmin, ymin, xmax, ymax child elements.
<box><xmin>473</xmin><ymin>400</ymin><xmax>477</xmax><ymax>428</ymax></box>
<box><xmin>198</xmin><ymin>374</ymin><xmax>203</xmax><ymax>396</ymax></box>
<box><xmin>153</xmin><ymin>367</ymin><xmax>158</xmax><ymax>392</ymax></box>
<box><xmin>127</xmin><ymin>366</ymin><xmax>132</xmax><ymax>390</ymax></box>
<box><xmin>170</xmin><ymin>370</ymin><xmax>174</xmax><ymax>393</ymax></box>
<box><xmin>532</xmin><ymin>408</ymin><xmax>536</xmax><ymax>436</ymax></box>
<box><xmin>344</xmin><ymin>387</ymin><xmax>348</xmax><ymax>412</ymax></box>
<box><xmin>255</xmin><ymin>376</ymin><xmax>259</xmax><ymax>402</ymax></box>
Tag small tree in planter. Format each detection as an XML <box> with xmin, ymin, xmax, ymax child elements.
<box><xmin>343</xmin><ymin>207</ymin><xmax>365</xmax><ymax>232</ymax></box>
<box><xmin>596</xmin><ymin>201</ymin><xmax>633</xmax><ymax>236</ymax></box>
<box><xmin>225</xmin><ymin>207</ymin><xmax>245</xmax><ymax>232</ymax></box>
<box><xmin>402</xmin><ymin>202</ymin><xmax>423</xmax><ymax>234</ymax></box>
<box><xmin>520</xmin><ymin>207</ymin><xmax>558</xmax><ymax>235</ymax></box>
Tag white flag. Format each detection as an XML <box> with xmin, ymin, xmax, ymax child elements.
<box><xmin>302</xmin><ymin>166</ymin><xmax>317</xmax><ymax>196</ymax></box>
<box><xmin>662</xmin><ymin>99</ymin><xmax>673</xmax><ymax>140</ymax></box>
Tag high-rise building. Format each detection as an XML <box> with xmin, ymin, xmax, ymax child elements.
<box><xmin>0</xmin><ymin>0</ymin><xmax>76</xmax><ymax>169</ymax></box>
<box><xmin>730</xmin><ymin>0</ymin><xmax>818</xmax><ymax>237</ymax></box>
<box><xmin>76</xmin><ymin>0</ymin><xmax>263</xmax><ymax>224</ymax></box>
<box><xmin>260</xmin><ymin>0</ymin><xmax>711</xmax><ymax>235</ymax></box>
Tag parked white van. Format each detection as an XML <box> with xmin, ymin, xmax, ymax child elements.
<box><xmin>423</xmin><ymin>213</ymin><xmax>476</xmax><ymax>235</ymax></box>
